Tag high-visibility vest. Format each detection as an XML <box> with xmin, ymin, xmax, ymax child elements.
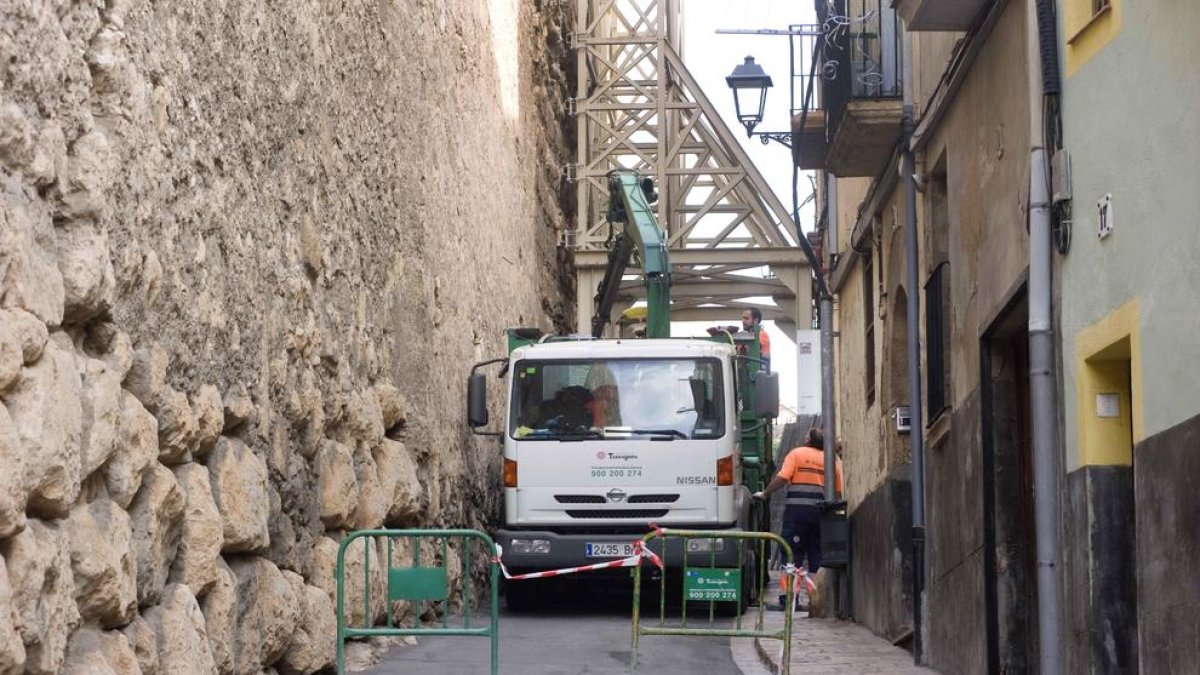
<box><xmin>777</xmin><ymin>446</ymin><xmax>842</xmax><ymax>507</ymax></box>
<box><xmin>758</xmin><ymin>328</ymin><xmax>771</xmax><ymax>357</ymax></box>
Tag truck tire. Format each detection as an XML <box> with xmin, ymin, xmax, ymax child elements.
<box><xmin>742</xmin><ymin>550</ymin><xmax>760</xmax><ymax>606</ymax></box>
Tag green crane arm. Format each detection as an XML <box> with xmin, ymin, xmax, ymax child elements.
<box><xmin>590</xmin><ymin>171</ymin><xmax>671</xmax><ymax>339</ymax></box>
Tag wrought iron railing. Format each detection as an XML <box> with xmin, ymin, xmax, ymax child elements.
<box><xmin>818</xmin><ymin>0</ymin><xmax>905</xmax><ymax>135</ymax></box>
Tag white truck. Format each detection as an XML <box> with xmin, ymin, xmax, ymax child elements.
<box><xmin>467</xmin><ymin>172</ymin><xmax>778</xmax><ymax>608</ymax></box>
<box><xmin>468</xmin><ymin>333</ymin><xmax>778</xmax><ymax>608</ymax></box>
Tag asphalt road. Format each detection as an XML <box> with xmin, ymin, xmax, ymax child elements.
<box><xmin>363</xmin><ymin>581</ymin><xmax>759</xmax><ymax>675</ymax></box>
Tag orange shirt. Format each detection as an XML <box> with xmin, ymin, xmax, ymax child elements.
<box><xmin>778</xmin><ymin>445</ymin><xmax>842</xmax><ymax>495</ymax></box>
<box><xmin>758</xmin><ymin>328</ymin><xmax>771</xmax><ymax>357</ymax></box>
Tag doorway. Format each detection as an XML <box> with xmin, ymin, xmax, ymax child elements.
<box><xmin>981</xmin><ymin>292</ymin><xmax>1039</xmax><ymax>674</ymax></box>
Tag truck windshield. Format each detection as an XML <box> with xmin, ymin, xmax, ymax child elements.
<box><xmin>509</xmin><ymin>358</ymin><xmax>725</xmax><ymax>440</ymax></box>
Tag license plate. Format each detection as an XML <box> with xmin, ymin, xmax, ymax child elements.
<box><xmin>585</xmin><ymin>542</ymin><xmax>636</xmax><ymax>558</ymax></box>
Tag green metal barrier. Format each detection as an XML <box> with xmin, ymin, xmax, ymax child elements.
<box><xmin>631</xmin><ymin>528</ymin><xmax>795</xmax><ymax>674</ymax></box>
<box><xmin>335</xmin><ymin>529</ymin><xmax>499</xmax><ymax>674</ymax></box>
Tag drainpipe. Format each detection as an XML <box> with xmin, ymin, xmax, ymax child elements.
<box><xmin>900</xmin><ymin>26</ymin><xmax>927</xmax><ymax>664</ymax></box>
<box><xmin>1028</xmin><ymin>0</ymin><xmax>1063</xmax><ymax>671</ymax></box>
<box><xmin>822</xmin><ymin>171</ymin><xmax>839</xmax><ymax>617</ymax></box>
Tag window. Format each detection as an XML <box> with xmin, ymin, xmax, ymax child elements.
<box><xmin>926</xmin><ymin>169</ymin><xmax>951</xmax><ymax>422</ymax></box>
<box><xmin>509</xmin><ymin>358</ymin><xmax>725</xmax><ymax>440</ymax></box>
<box><xmin>925</xmin><ymin>263</ymin><xmax>950</xmax><ymax>420</ymax></box>
<box><xmin>863</xmin><ymin>249</ymin><xmax>876</xmax><ymax>406</ymax></box>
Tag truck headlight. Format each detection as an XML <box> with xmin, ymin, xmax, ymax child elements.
<box><xmin>511</xmin><ymin>538</ymin><xmax>551</xmax><ymax>554</ymax></box>
<box><xmin>686</xmin><ymin>538</ymin><xmax>726</xmax><ymax>553</ymax></box>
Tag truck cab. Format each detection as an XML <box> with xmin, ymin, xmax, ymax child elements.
<box><xmin>468</xmin><ymin>333</ymin><xmax>778</xmax><ymax>605</ymax></box>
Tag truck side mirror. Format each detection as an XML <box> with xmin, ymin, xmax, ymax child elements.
<box><xmin>468</xmin><ymin>373</ymin><xmax>489</xmax><ymax>427</ymax></box>
<box><xmin>754</xmin><ymin>372</ymin><xmax>779</xmax><ymax>419</ymax></box>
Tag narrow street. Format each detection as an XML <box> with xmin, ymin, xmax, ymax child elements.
<box><xmin>362</xmin><ymin>585</ymin><xmax>758</xmax><ymax>675</ymax></box>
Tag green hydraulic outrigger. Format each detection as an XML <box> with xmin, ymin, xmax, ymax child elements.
<box><xmin>591</xmin><ymin>170</ymin><xmax>672</xmax><ymax>339</ymax></box>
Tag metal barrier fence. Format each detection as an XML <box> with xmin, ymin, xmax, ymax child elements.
<box><xmin>335</xmin><ymin>529</ymin><xmax>499</xmax><ymax>674</ymax></box>
<box><xmin>631</xmin><ymin>528</ymin><xmax>796</xmax><ymax>674</ymax></box>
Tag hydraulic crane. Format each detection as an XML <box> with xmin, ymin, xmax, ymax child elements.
<box><xmin>590</xmin><ymin>171</ymin><xmax>672</xmax><ymax>339</ymax></box>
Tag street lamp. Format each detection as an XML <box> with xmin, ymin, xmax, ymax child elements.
<box><xmin>726</xmin><ymin>56</ymin><xmax>773</xmax><ymax>135</ymax></box>
<box><xmin>725</xmin><ymin>56</ymin><xmax>792</xmax><ymax>148</ymax></box>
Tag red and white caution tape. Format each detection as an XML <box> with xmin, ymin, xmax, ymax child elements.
<box><xmin>781</xmin><ymin>563</ymin><xmax>816</xmax><ymax>595</ymax></box>
<box><xmin>493</xmin><ymin>540</ymin><xmax>663</xmax><ymax>581</ymax></box>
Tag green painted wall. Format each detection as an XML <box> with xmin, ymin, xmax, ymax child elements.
<box><xmin>1058</xmin><ymin>0</ymin><xmax>1200</xmax><ymax>469</ymax></box>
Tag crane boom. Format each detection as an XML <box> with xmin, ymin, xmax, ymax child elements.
<box><xmin>590</xmin><ymin>171</ymin><xmax>671</xmax><ymax>339</ymax></box>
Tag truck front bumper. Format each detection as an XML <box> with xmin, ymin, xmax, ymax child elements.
<box><xmin>494</xmin><ymin>528</ymin><xmax>747</xmax><ymax>573</ymax></box>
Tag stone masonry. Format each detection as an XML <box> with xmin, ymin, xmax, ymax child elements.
<box><xmin>1</xmin><ymin>1</ymin><xmax>574</xmax><ymax>673</ymax></box>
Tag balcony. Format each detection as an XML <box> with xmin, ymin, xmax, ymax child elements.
<box><xmin>822</xmin><ymin>0</ymin><xmax>905</xmax><ymax>177</ymax></box>
<box><xmin>893</xmin><ymin>0</ymin><xmax>990</xmax><ymax>31</ymax></box>
<box><xmin>791</xmin><ymin>0</ymin><xmax>904</xmax><ymax>177</ymax></box>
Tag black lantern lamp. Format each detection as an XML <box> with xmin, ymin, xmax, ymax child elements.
<box><xmin>726</xmin><ymin>56</ymin><xmax>773</xmax><ymax>136</ymax></box>
<box><xmin>725</xmin><ymin>56</ymin><xmax>792</xmax><ymax>148</ymax></box>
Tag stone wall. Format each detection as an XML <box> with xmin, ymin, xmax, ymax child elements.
<box><xmin>0</xmin><ymin>1</ymin><xmax>574</xmax><ymax>673</ymax></box>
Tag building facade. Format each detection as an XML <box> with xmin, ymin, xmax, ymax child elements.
<box><xmin>1056</xmin><ymin>0</ymin><xmax>1200</xmax><ymax>672</ymax></box>
<box><xmin>794</xmin><ymin>0</ymin><xmax>1198</xmax><ymax>672</ymax></box>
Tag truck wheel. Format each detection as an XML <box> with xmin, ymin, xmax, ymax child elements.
<box><xmin>505</xmin><ymin>581</ymin><xmax>538</xmax><ymax>612</ymax></box>
<box><xmin>742</xmin><ymin>551</ymin><xmax>759</xmax><ymax>607</ymax></box>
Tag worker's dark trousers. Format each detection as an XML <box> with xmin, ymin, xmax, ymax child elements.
<box><xmin>779</xmin><ymin>504</ymin><xmax>822</xmax><ymax>574</ymax></box>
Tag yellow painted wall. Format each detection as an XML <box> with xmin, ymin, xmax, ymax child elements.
<box><xmin>1073</xmin><ymin>300</ymin><xmax>1143</xmax><ymax>467</ymax></box>
<box><xmin>1064</xmin><ymin>0</ymin><xmax>1121</xmax><ymax>77</ymax></box>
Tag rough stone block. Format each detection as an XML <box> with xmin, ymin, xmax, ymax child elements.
<box><xmin>1</xmin><ymin>519</ymin><xmax>80</xmax><ymax>675</ymax></box>
<box><xmin>222</xmin><ymin>384</ymin><xmax>254</xmax><ymax>432</ymax></box>
<box><xmin>63</xmin><ymin>628</ymin><xmax>118</xmax><ymax>675</ymax></box>
<box><xmin>306</xmin><ymin>537</ymin><xmax>339</xmax><ymax>607</ymax></box>
<box><xmin>124</xmin><ymin>346</ymin><xmax>168</xmax><ymax>413</ymax></box>
<box><xmin>0</xmin><ymin>402</ymin><xmax>28</xmax><ymax>537</ymax></box>
<box><xmin>199</xmin><ymin>559</ymin><xmax>236</xmax><ymax>675</ymax></box>
<box><xmin>0</xmin><ymin>102</ymin><xmax>36</xmax><ymax>171</ymax></box>
<box><xmin>64</xmin><ymin>496</ymin><xmax>137</xmax><ymax>628</ymax></box>
<box><xmin>278</xmin><ymin>573</ymin><xmax>335</xmax><ymax>675</ymax></box>
<box><xmin>103</xmin><ymin>390</ymin><xmax>159</xmax><ymax>509</ymax></box>
<box><xmin>63</xmin><ymin>628</ymin><xmax>139</xmax><ymax>675</ymax></box>
<box><xmin>374</xmin><ymin>383</ymin><xmax>407</xmax><ymax>432</ymax></box>
<box><xmin>28</xmin><ymin>120</ymin><xmax>65</xmax><ymax>188</ymax></box>
<box><xmin>129</xmin><ymin>464</ymin><xmax>186</xmax><ymax>607</ymax></box>
<box><xmin>0</xmin><ymin>308</ymin><xmax>48</xmax><ymax>365</ymax></box>
<box><xmin>56</xmin><ymin>221</ymin><xmax>116</xmax><ymax>325</ymax></box>
<box><xmin>5</xmin><ymin>339</ymin><xmax>82</xmax><ymax>518</ymax></box>
<box><xmin>353</xmin><ymin>444</ymin><xmax>387</xmax><ymax>530</ymax></box>
<box><xmin>0</xmin><ymin>317</ymin><xmax>21</xmax><ymax>392</ymax></box>
<box><xmin>121</xmin><ymin>616</ymin><xmax>158</xmax><ymax>675</ymax></box>
<box><xmin>193</xmin><ymin>385</ymin><xmax>224</xmax><ymax>457</ymax></box>
<box><xmin>58</xmin><ymin>128</ymin><xmax>115</xmax><ymax>220</ymax></box>
<box><xmin>82</xmin><ymin>322</ymin><xmax>133</xmax><ymax>381</ymax></box>
<box><xmin>230</xmin><ymin>558</ymin><xmax>298</xmax><ymax>673</ymax></box>
<box><xmin>144</xmin><ymin>584</ymin><xmax>217</xmax><ymax>675</ymax></box>
<box><xmin>316</xmin><ymin>441</ymin><xmax>358</xmax><ymax>529</ymax></box>
<box><xmin>346</xmin><ymin>388</ymin><xmax>384</xmax><ymax>445</ymax></box>
<box><xmin>156</xmin><ymin>387</ymin><xmax>198</xmax><ymax>465</ymax></box>
<box><xmin>375</xmin><ymin>439</ymin><xmax>422</xmax><ymax>525</ymax></box>
<box><xmin>170</xmin><ymin>463</ymin><xmax>223</xmax><ymax>597</ymax></box>
<box><xmin>97</xmin><ymin>630</ymin><xmax>141</xmax><ymax>675</ymax></box>
<box><xmin>78</xmin><ymin>357</ymin><xmax>122</xmax><ymax>479</ymax></box>
<box><xmin>0</xmin><ymin>552</ymin><xmax>27</xmax><ymax>674</ymax></box>
<box><xmin>0</xmin><ymin>196</ymin><xmax>65</xmax><ymax>326</ymax></box>
<box><xmin>206</xmin><ymin>437</ymin><xmax>270</xmax><ymax>553</ymax></box>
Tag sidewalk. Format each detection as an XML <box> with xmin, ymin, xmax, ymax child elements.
<box><xmin>751</xmin><ymin>611</ymin><xmax>934</xmax><ymax>674</ymax></box>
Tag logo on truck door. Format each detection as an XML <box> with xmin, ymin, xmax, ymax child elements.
<box><xmin>594</xmin><ymin>451</ymin><xmax>640</xmax><ymax>462</ymax></box>
<box><xmin>676</xmin><ymin>475</ymin><xmax>718</xmax><ymax>485</ymax></box>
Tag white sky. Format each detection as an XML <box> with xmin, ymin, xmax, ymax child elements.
<box><xmin>673</xmin><ymin>1</ymin><xmax>819</xmax><ymax>416</ymax></box>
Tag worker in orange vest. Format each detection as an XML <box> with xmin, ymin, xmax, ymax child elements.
<box><xmin>741</xmin><ymin>308</ymin><xmax>771</xmax><ymax>370</ymax></box>
<box><xmin>753</xmin><ymin>426</ymin><xmax>842</xmax><ymax>610</ymax></box>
